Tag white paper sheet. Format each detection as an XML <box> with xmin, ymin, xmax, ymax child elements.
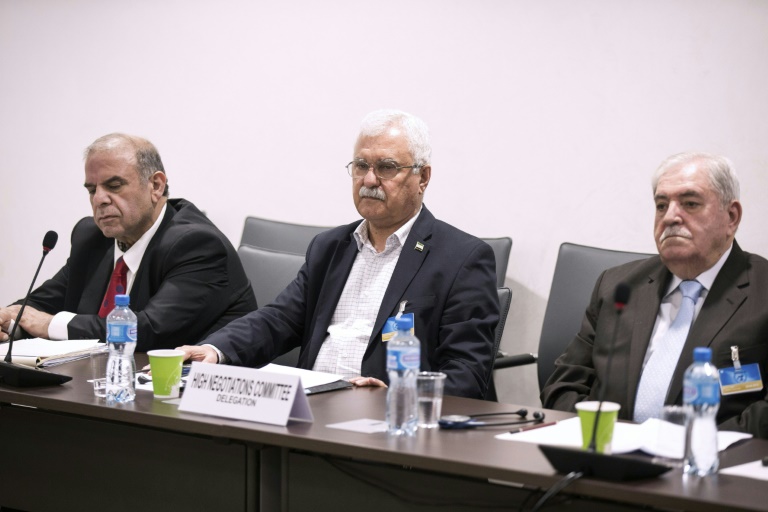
<box><xmin>0</xmin><ymin>338</ymin><xmax>100</xmax><ymax>357</ymax></box>
<box><xmin>326</xmin><ymin>418</ymin><xmax>388</xmax><ymax>434</ymax></box>
<box><xmin>259</xmin><ymin>363</ymin><xmax>345</xmax><ymax>389</ymax></box>
<box><xmin>497</xmin><ymin>417</ymin><xmax>752</xmax><ymax>457</ymax></box>
<box><xmin>0</xmin><ymin>338</ymin><xmax>101</xmax><ymax>367</ymax></box>
<box><xmin>720</xmin><ymin>459</ymin><xmax>768</xmax><ymax>481</ymax></box>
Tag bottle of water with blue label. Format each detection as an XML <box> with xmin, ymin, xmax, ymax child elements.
<box><xmin>106</xmin><ymin>294</ymin><xmax>137</xmax><ymax>403</ymax></box>
<box><xmin>683</xmin><ymin>347</ymin><xmax>720</xmax><ymax>476</ymax></box>
<box><xmin>386</xmin><ymin>316</ymin><xmax>421</xmax><ymax>436</ymax></box>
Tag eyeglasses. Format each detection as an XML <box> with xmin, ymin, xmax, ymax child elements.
<box><xmin>346</xmin><ymin>160</ymin><xmax>420</xmax><ymax>180</ymax></box>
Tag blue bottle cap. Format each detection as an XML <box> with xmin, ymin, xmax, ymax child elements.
<box><xmin>396</xmin><ymin>316</ymin><xmax>413</xmax><ymax>331</ymax></box>
<box><xmin>693</xmin><ymin>347</ymin><xmax>712</xmax><ymax>362</ymax></box>
<box><xmin>114</xmin><ymin>294</ymin><xmax>130</xmax><ymax>306</ymax></box>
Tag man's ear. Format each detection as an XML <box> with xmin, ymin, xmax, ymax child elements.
<box><xmin>419</xmin><ymin>165</ymin><xmax>431</xmax><ymax>194</ymax></box>
<box><xmin>727</xmin><ymin>200</ymin><xmax>742</xmax><ymax>235</ymax></box>
<box><xmin>149</xmin><ymin>171</ymin><xmax>167</xmax><ymax>202</ymax></box>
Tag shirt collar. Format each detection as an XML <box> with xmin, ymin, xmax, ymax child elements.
<box><xmin>114</xmin><ymin>203</ymin><xmax>167</xmax><ymax>273</ymax></box>
<box><xmin>353</xmin><ymin>206</ymin><xmax>423</xmax><ymax>252</ymax></box>
<box><xmin>665</xmin><ymin>242</ymin><xmax>733</xmax><ymax>297</ymax></box>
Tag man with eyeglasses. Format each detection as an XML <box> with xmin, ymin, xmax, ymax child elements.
<box><xmin>178</xmin><ymin>109</ymin><xmax>499</xmax><ymax>399</ymax></box>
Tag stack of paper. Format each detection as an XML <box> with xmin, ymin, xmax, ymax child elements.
<box><xmin>259</xmin><ymin>364</ymin><xmax>350</xmax><ymax>393</ymax></box>
<box><xmin>497</xmin><ymin>417</ymin><xmax>752</xmax><ymax>458</ymax></box>
<box><xmin>0</xmin><ymin>338</ymin><xmax>102</xmax><ymax>368</ymax></box>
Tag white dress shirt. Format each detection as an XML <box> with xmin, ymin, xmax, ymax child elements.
<box><xmin>312</xmin><ymin>209</ymin><xmax>422</xmax><ymax>378</ymax></box>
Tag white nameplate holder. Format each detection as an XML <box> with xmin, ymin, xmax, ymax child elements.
<box><xmin>178</xmin><ymin>362</ymin><xmax>313</xmax><ymax>426</ymax></box>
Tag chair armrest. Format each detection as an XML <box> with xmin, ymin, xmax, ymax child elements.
<box><xmin>494</xmin><ymin>352</ymin><xmax>538</xmax><ymax>369</ymax></box>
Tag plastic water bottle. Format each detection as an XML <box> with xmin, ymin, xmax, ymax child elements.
<box><xmin>106</xmin><ymin>294</ymin><xmax>137</xmax><ymax>403</ymax></box>
<box><xmin>683</xmin><ymin>347</ymin><xmax>720</xmax><ymax>476</ymax></box>
<box><xmin>386</xmin><ymin>316</ymin><xmax>421</xmax><ymax>436</ymax></box>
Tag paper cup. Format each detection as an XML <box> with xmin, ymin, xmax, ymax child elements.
<box><xmin>575</xmin><ymin>401</ymin><xmax>621</xmax><ymax>454</ymax></box>
<box><xmin>147</xmin><ymin>349</ymin><xmax>185</xmax><ymax>399</ymax></box>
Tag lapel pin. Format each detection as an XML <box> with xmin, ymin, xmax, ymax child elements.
<box><xmin>415</xmin><ymin>242</ymin><xmax>424</xmax><ymax>252</ymax></box>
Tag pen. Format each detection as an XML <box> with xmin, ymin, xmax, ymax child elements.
<box><xmin>510</xmin><ymin>421</ymin><xmax>556</xmax><ymax>434</ymax></box>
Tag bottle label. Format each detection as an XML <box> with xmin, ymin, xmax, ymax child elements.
<box><xmin>684</xmin><ymin>380</ymin><xmax>720</xmax><ymax>405</ymax></box>
<box><xmin>387</xmin><ymin>346</ymin><xmax>420</xmax><ymax>371</ymax></box>
<box><xmin>107</xmin><ymin>323</ymin><xmax>137</xmax><ymax>343</ymax></box>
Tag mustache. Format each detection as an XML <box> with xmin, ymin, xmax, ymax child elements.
<box><xmin>659</xmin><ymin>226</ymin><xmax>692</xmax><ymax>242</ymax></box>
<box><xmin>359</xmin><ymin>186</ymin><xmax>386</xmax><ymax>201</ymax></box>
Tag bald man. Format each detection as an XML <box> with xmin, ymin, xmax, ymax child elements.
<box><xmin>0</xmin><ymin>133</ymin><xmax>257</xmax><ymax>350</ymax></box>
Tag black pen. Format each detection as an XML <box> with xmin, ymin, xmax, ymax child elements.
<box><xmin>510</xmin><ymin>421</ymin><xmax>556</xmax><ymax>434</ymax></box>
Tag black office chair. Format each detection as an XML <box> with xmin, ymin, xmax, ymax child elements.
<box><xmin>240</xmin><ymin>216</ymin><xmax>330</xmax><ymax>255</ymax></box>
<box><xmin>238</xmin><ymin>217</ymin><xmax>330</xmax><ymax>367</ymax></box>
<box><xmin>481</xmin><ymin>237</ymin><xmax>512</xmax><ymax>288</ymax></box>
<box><xmin>486</xmin><ymin>287</ymin><xmax>512</xmax><ymax>401</ymax></box>
<box><xmin>495</xmin><ymin>242</ymin><xmax>654</xmax><ymax>392</ymax></box>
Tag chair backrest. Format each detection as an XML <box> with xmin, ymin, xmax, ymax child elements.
<box><xmin>237</xmin><ymin>245</ymin><xmax>305</xmax><ymax>308</ymax></box>
<box><xmin>486</xmin><ymin>286</ymin><xmax>512</xmax><ymax>401</ymax></box>
<box><xmin>537</xmin><ymin>242</ymin><xmax>655</xmax><ymax>391</ymax></box>
<box><xmin>238</xmin><ymin>217</ymin><xmax>331</xmax><ymax>368</ymax></box>
<box><xmin>240</xmin><ymin>216</ymin><xmax>330</xmax><ymax>255</ymax></box>
<box><xmin>481</xmin><ymin>237</ymin><xmax>512</xmax><ymax>287</ymax></box>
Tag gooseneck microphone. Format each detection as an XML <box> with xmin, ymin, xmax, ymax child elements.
<box><xmin>0</xmin><ymin>231</ymin><xmax>72</xmax><ymax>387</ymax></box>
<box><xmin>587</xmin><ymin>283</ymin><xmax>631</xmax><ymax>452</ymax></box>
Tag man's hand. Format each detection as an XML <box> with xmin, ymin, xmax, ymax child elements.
<box><xmin>348</xmin><ymin>376</ymin><xmax>387</xmax><ymax>388</ymax></box>
<box><xmin>1</xmin><ymin>305</ymin><xmax>52</xmax><ymax>339</ymax></box>
<box><xmin>176</xmin><ymin>344</ymin><xmax>219</xmax><ymax>363</ymax></box>
<box><xmin>0</xmin><ymin>307</ymin><xmax>15</xmax><ymax>341</ymax></box>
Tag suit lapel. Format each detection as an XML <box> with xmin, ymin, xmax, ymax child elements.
<box><xmin>79</xmin><ymin>246</ymin><xmax>116</xmax><ymax>314</ymax></box>
<box><xmin>625</xmin><ymin>263</ymin><xmax>670</xmax><ymax>412</ymax></box>
<box><xmin>129</xmin><ymin>204</ymin><xmax>176</xmax><ymax>307</ymax></box>
<box><xmin>367</xmin><ymin>211</ymin><xmax>434</xmax><ymax>351</ymax></box>
<box><xmin>667</xmin><ymin>244</ymin><xmax>749</xmax><ymax>403</ymax></box>
<box><xmin>304</xmin><ymin>234</ymin><xmax>358</xmax><ymax>367</ymax></box>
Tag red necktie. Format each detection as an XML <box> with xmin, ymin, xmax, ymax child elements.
<box><xmin>98</xmin><ymin>257</ymin><xmax>128</xmax><ymax>318</ymax></box>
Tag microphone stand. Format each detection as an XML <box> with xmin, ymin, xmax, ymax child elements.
<box><xmin>586</xmin><ymin>302</ymin><xmax>624</xmax><ymax>452</ymax></box>
<box><xmin>4</xmin><ymin>248</ymin><xmax>50</xmax><ymax>362</ymax></box>
<box><xmin>0</xmin><ymin>236</ymin><xmax>71</xmax><ymax>387</ymax></box>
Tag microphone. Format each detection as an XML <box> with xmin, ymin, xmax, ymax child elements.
<box><xmin>0</xmin><ymin>231</ymin><xmax>72</xmax><ymax>387</ymax></box>
<box><xmin>539</xmin><ymin>282</ymin><xmax>671</xmax><ymax>481</ymax></box>
<box><xmin>586</xmin><ymin>283</ymin><xmax>630</xmax><ymax>451</ymax></box>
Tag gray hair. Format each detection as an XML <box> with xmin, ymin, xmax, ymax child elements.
<box><xmin>84</xmin><ymin>133</ymin><xmax>169</xmax><ymax>197</ymax></box>
<box><xmin>358</xmin><ymin>109</ymin><xmax>432</xmax><ymax>169</ymax></box>
<box><xmin>652</xmin><ymin>152</ymin><xmax>739</xmax><ymax>209</ymax></box>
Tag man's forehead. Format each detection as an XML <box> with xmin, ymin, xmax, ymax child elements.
<box><xmin>354</xmin><ymin>130</ymin><xmax>409</xmax><ymax>156</ymax></box>
<box><xmin>656</xmin><ymin>164</ymin><xmax>713</xmax><ymax>193</ymax></box>
<box><xmin>84</xmin><ymin>150</ymin><xmax>138</xmax><ymax>183</ymax></box>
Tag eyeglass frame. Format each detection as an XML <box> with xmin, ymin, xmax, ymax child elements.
<box><xmin>346</xmin><ymin>159</ymin><xmax>422</xmax><ymax>181</ymax></box>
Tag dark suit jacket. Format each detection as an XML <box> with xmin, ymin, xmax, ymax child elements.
<box><xmin>204</xmin><ymin>207</ymin><xmax>499</xmax><ymax>399</ymax></box>
<box><xmin>541</xmin><ymin>241</ymin><xmax>768</xmax><ymax>438</ymax></box>
<box><xmin>21</xmin><ymin>198</ymin><xmax>257</xmax><ymax>351</ymax></box>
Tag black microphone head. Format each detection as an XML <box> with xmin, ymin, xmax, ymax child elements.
<box><xmin>516</xmin><ymin>408</ymin><xmax>528</xmax><ymax>418</ymax></box>
<box><xmin>614</xmin><ymin>283</ymin><xmax>631</xmax><ymax>310</ymax></box>
<box><xmin>533</xmin><ymin>411</ymin><xmax>545</xmax><ymax>421</ymax></box>
<box><xmin>43</xmin><ymin>230</ymin><xmax>58</xmax><ymax>254</ymax></box>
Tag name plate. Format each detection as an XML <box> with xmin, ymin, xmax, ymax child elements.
<box><xmin>178</xmin><ymin>362</ymin><xmax>313</xmax><ymax>426</ymax></box>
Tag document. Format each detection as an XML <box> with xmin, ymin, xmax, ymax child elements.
<box><xmin>0</xmin><ymin>338</ymin><xmax>102</xmax><ymax>367</ymax></box>
<box><xmin>497</xmin><ymin>417</ymin><xmax>752</xmax><ymax>458</ymax></box>
<box><xmin>720</xmin><ymin>459</ymin><xmax>768</xmax><ymax>481</ymax></box>
<box><xmin>258</xmin><ymin>364</ymin><xmax>349</xmax><ymax>393</ymax></box>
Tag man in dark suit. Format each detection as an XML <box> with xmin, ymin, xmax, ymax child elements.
<box><xmin>178</xmin><ymin>110</ymin><xmax>499</xmax><ymax>399</ymax></box>
<box><xmin>0</xmin><ymin>133</ymin><xmax>257</xmax><ymax>351</ymax></box>
<box><xmin>542</xmin><ymin>152</ymin><xmax>768</xmax><ymax>437</ymax></box>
